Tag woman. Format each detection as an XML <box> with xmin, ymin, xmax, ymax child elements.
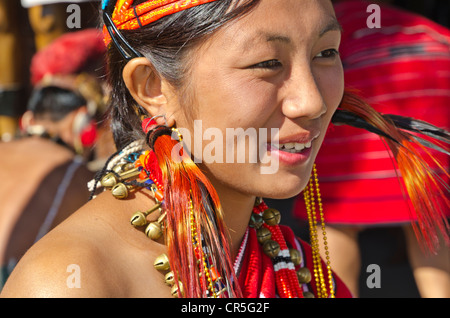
<box><xmin>1</xmin><ymin>0</ymin><xmax>446</xmax><ymax>298</ymax></box>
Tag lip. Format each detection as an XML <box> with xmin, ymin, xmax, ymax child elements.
<box><xmin>274</xmin><ymin>130</ymin><xmax>321</xmax><ymax>145</ymax></box>
<box><xmin>266</xmin><ymin>130</ymin><xmax>321</xmax><ymax>166</ymax></box>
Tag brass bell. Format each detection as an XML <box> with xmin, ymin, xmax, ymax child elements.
<box><xmin>171</xmin><ymin>282</ymin><xmax>184</xmax><ymax>298</ymax></box>
<box><xmin>145</xmin><ymin>222</ymin><xmax>163</xmax><ymax>240</ymax></box>
<box><xmin>249</xmin><ymin>213</ymin><xmax>264</xmax><ymax>229</ymax></box>
<box><xmin>111</xmin><ymin>183</ymin><xmax>132</xmax><ymax>200</ymax></box>
<box><xmin>256</xmin><ymin>227</ymin><xmax>272</xmax><ymax>244</ymax></box>
<box><xmin>101</xmin><ymin>167</ymin><xmax>141</xmax><ymax>189</ymax></box>
<box><xmin>130</xmin><ymin>204</ymin><xmax>162</xmax><ymax>227</ymax></box>
<box><xmin>165</xmin><ymin>271</ymin><xmax>176</xmax><ymax>286</ymax></box>
<box><xmin>154</xmin><ymin>254</ymin><xmax>170</xmax><ymax>271</ymax></box>
<box><xmin>262</xmin><ymin>240</ymin><xmax>280</xmax><ymax>258</ymax></box>
<box><xmin>289</xmin><ymin>248</ymin><xmax>302</xmax><ymax>266</ymax></box>
<box><xmin>130</xmin><ymin>211</ymin><xmax>148</xmax><ymax>227</ymax></box>
<box><xmin>297</xmin><ymin>267</ymin><xmax>312</xmax><ymax>284</ymax></box>
<box><xmin>303</xmin><ymin>291</ymin><xmax>315</xmax><ymax>298</ymax></box>
<box><xmin>101</xmin><ymin>173</ymin><xmax>119</xmax><ymax>188</ymax></box>
<box><xmin>262</xmin><ymin>208</ymin><xmax>281</xmax><ymax>226</ymax></box>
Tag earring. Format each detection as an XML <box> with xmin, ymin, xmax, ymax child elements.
<box><xmin>142</xmin><ymin>114</ymin><xmax>168</xmax><ymax>134</ymax></box>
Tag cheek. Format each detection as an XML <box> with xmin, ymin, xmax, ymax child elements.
<box><xmin>194</xmin><ymin>74</ymin><xmax>278</xmax><ymax>130</ymax></box>
<box><xmin>316</xmin><ymin>63</ymin><xmax>345</xmax><ymax>114</ymax></box>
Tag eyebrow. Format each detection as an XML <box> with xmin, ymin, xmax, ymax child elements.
<box><xmin>261</xmin><ymin>17</ymin><xmax>342</xmax><ymax>44</ymax></box>
<box><xmin>319</xmin><ymin>17</ymin><xmax>343</xmax><ymax>37</ymax></box>
<box><xmin>238</xmin><ymin>17</ymin><xmax>343</xmax><ymax>53</ymax></box>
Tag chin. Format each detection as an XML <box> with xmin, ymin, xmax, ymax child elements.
<box><xmin>259</xmin><ymin>173</ymin><xmax>309</xmax><ymax>200</ymax></box>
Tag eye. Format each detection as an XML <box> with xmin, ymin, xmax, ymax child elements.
<box><xmin>315</xmin><ymin>49</ymin><xmax>339</xmax><ymax>59</ymax></box>
<box><xmin>249</xmin><ymin>59</ymin><xmax>283</xmax><ymax>70</ymax></box>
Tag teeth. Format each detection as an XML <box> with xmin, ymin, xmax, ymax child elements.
<box><xmin>284</xmin><ymin>143</ymin><xmax>295</xmax><ymax>150</ymax></box>
<box><xmin>278</xmin><ymin>141</ymin><xmax>313</xmax><ymax>152</ymax></box>
<box><xmin>295</xmin><ymin>143</ymin><xmax>305</xmax><ymax>151</ymax></box>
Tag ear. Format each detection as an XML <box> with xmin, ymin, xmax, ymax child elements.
<box><xmin>122</xmin><ymin>58</ymin><xmax>176</xmax><ymax>127</ymax></box>
<box><xmin>20</xmin><ymin>110</ymin><xmax>46</xmax><ymax>135</ymax></box>
<box><xmin>20</xmin><ymin>110</ymin><xmax>35</xmax><ymax>131</ymax></box>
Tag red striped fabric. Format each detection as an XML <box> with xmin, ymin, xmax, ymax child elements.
<box><xmin>294</xmin><ymin>0</ymin><xmax>450</xmax><ymax>225</ymax></box>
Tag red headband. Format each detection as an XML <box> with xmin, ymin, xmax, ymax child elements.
<box><xmin>103</xmin><ymin>0</ymin><xmax>219</xmax><ymax>46</ymax></box>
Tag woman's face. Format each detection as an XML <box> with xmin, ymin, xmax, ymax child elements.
<box><xmin>170</xmin><ymin>0</ymin><xmax>344</xmax><ymax>200</ymax></box>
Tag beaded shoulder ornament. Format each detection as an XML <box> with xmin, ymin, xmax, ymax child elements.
<box><xmin>88</xmin><ymin>118</ymin><xmax>335</xmax><ymax>298</ymax></box>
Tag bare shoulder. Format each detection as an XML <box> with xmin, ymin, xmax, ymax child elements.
<box><xmin>1</xmin><ymin>191</ymin><xmax>168</xmax><ymax>298</ymax></box>
<box><xmin>1</xmin><ymin>232</ymin><xmax>109</xmax><ymax>297</ymax></box>
<box><xmin>1</xmin><ymin>200</ymin><xmax>119</xmax><ymax>297</ymax></box>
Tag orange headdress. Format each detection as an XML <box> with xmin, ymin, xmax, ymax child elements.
<box><xmin>102</xmin><ymin>0</ymin><xmax>219</xmax><ymax>59</ymax></box>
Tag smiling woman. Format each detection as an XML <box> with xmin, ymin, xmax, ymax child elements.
<box><xmin>1</xmin><ymin>0</ymin><xmax>448</xmax><ymax>299</ymax></box>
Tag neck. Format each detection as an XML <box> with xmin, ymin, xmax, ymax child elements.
<box><xmin>207</xmin><ymin>178</ymin><xmax>256</xmax><ymax>260</ymax></box>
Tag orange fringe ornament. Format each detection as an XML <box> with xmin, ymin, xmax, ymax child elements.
<box><xmin>146</xmin><ymin>126</ymin><xmax>241</xmax><ymax>298</ymax></box>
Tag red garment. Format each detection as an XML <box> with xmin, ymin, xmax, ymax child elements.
<box><xmin>294</xmin><ymin>0</ymin><xmax>450</xmax><ymax>225</ymax></box>
<box><xmin>235</xmin><ymin>225</ymin><xmax>353</xmax><ymax>298</ymax></box>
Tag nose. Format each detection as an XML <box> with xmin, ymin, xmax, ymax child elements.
<box><xmin>281</xmin><ymin>67</ymin><xmax>327</xmax><ymax>120</ymax></box>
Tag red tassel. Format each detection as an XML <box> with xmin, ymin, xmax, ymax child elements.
<box><xmin>144</xmin><ymin>127</ymin><xmax>241</xmax><ymax>297</ymax></box>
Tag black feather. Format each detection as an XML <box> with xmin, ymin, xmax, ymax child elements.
<box><xmin>383</xmin><ymin>114</ymin><xmax>450</xmax><ymax>144</ymax></box>
<box><xmin>332</xmin><ymin>110</ymin><xmax>450</xmax><ymax>156</ymax></box>
<box><xmin>332</xmin><ymin>110</ymin><xmax>399</xmax><ymax>143</ymax></box>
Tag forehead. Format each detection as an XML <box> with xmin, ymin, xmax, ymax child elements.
<box><xmin>210</xmin><ymin>0</ymin><xmax>339</xmax><ymax>50</ymax></box>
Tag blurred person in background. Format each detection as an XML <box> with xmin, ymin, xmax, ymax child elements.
<box><xmin>28</xmin><ymin>28</ymin><xmax>115</xmax><ymax>170</ymax></box>
<box><xmin>0</xmin><ymin>28</ymin><xmax>111</xmax><ymax>290</ymax></box>
<box><xmin>0</xmin><ymin>0</ymin><xmax>99</xmax><ymax>142</ymax></box>
<box><xmin>0</xmin><ymin>79</ymin><xmax>95</xmax><ymax>290</ymax></box>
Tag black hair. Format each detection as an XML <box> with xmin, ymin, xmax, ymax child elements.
<box><xmin>104</xmin><ymin>0</ymin><xmax>261</xmax><ymax>149</ymax></box>
<box><xmin>27</xmin><ymin>86</ymin><xmax>87</xmax><ymax>122</ymax></box>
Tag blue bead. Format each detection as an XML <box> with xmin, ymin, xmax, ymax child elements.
<box><xmin>101</xmin><ymin>0</ymin><xmax>110</xmax><ymax>10</ymax></box>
